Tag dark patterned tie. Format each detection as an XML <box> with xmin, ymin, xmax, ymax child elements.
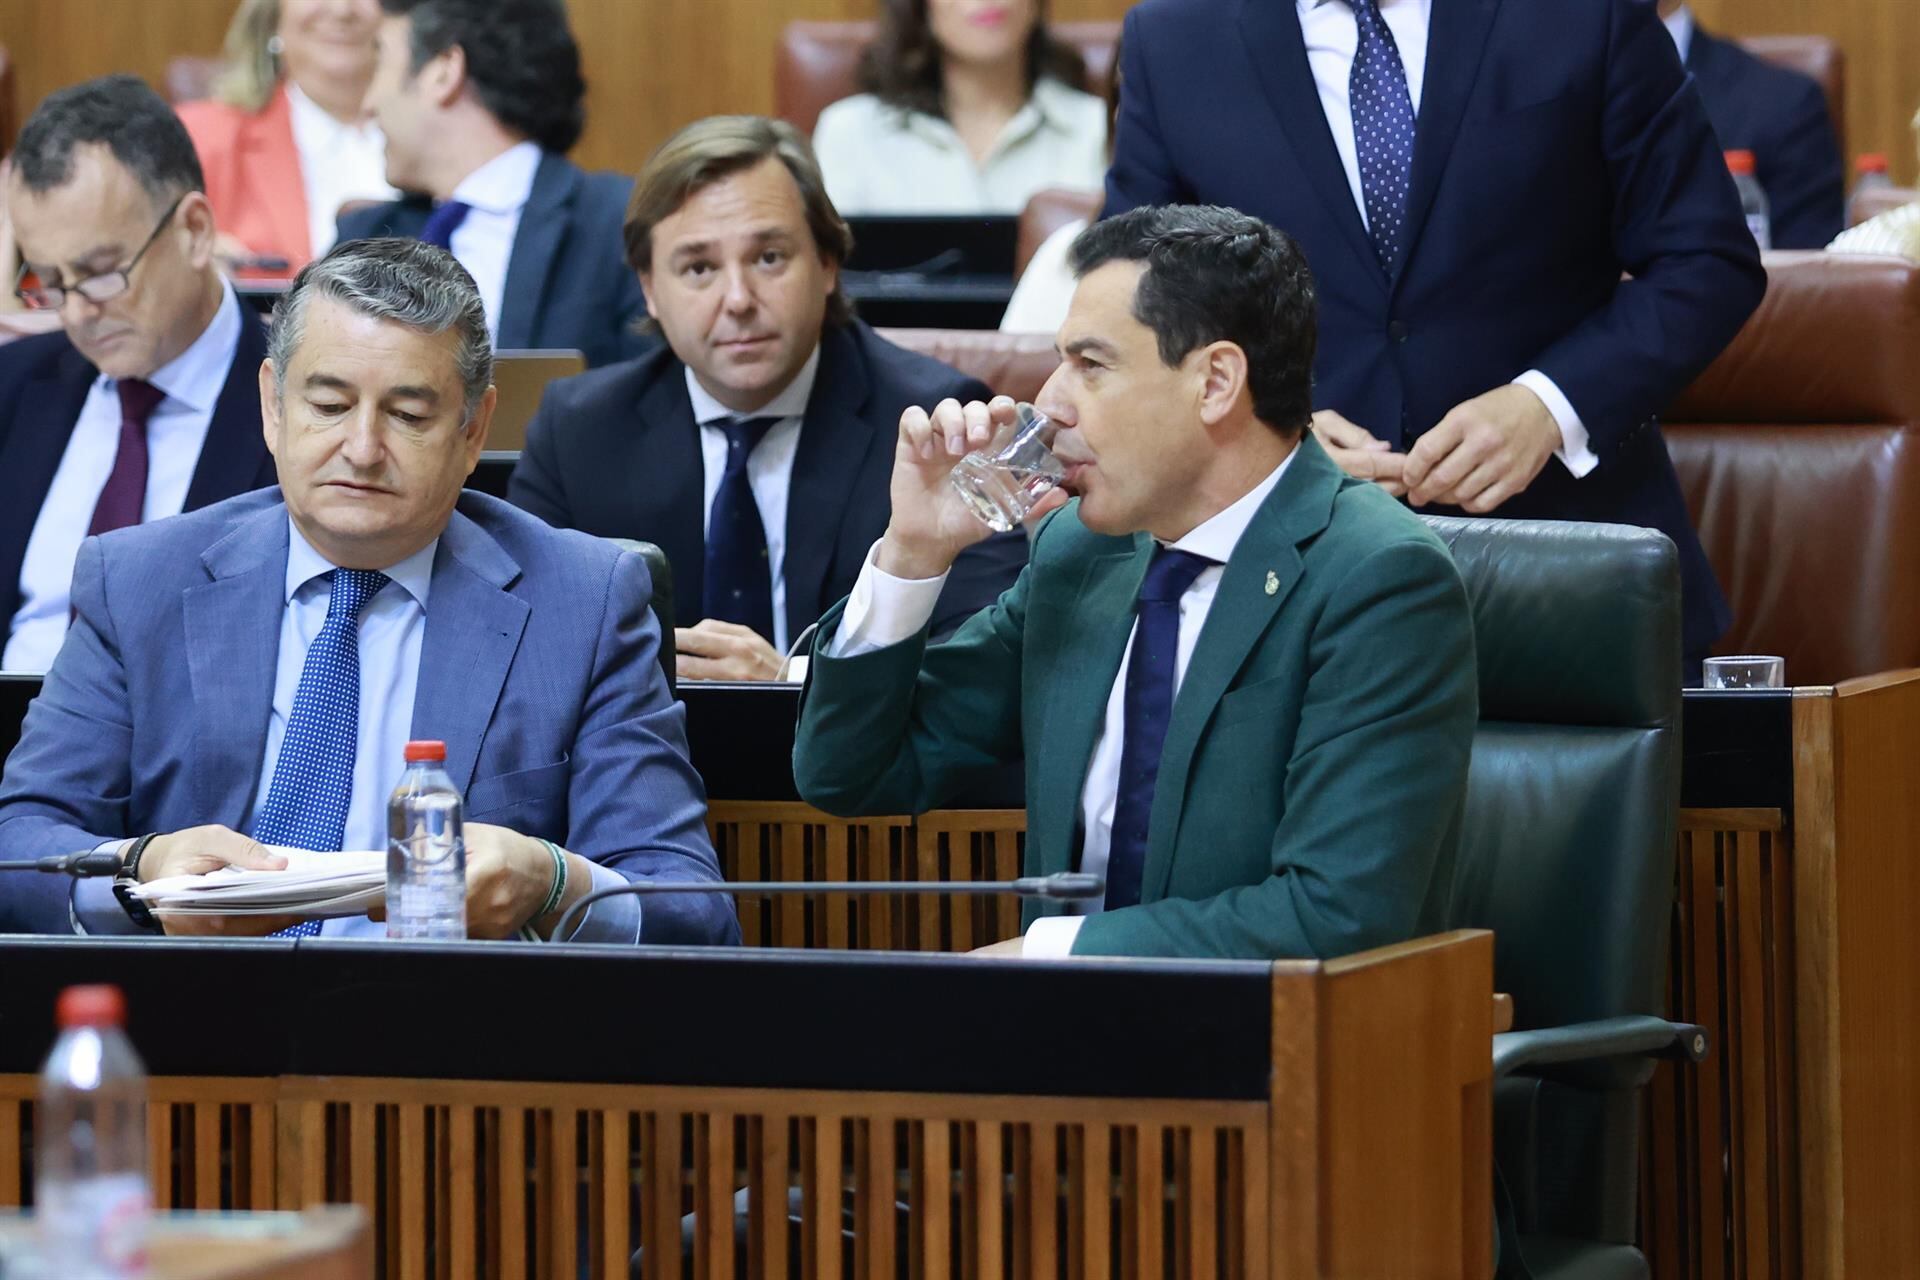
<box><xmin>250</xmin><ymin>569</ymin><xmax>391</xmax><ymax>939</ymax></box>
<box><xmin>86</xmin><ymin>379</ymin><xmax>166</xmax><ymax>537</ymax></box>
<box><xmin>703</xmin><ymin>416</ymin><xmax>781</xmax><ymax>643</ymax></box>
<box><xmin>419</xmin><ymin>200</ymin><xmax>472</xmax><ymax>249</ymax></box>
<box><xmin>1104</xmin><ymin>548</ymin><xmax>1217</xmax><ymax>911</ymax></box>
<box><xmin>1349</xmin><ymin>0</ymin><xmax>1418</xmax><ymax>275</ymax></box>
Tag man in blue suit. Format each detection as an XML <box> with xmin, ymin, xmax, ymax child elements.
<box><xmin>1662</xmin><ymin>1</ymin><xmax>1845</xmax><ymax>249</ymax></box>
<box><xmin>0</xmin><ymin>238</ymin><xmax>737</xmax><ymax>946</ymax></box>
<box><xmin>1</xmin><ymin>76</ymin><xmax>275</xmax><ymax>672</ymax></box>
<box><xmin>1106</xmin><ymin>0</ymin><xmax>1767</xmax><ymax>664</ymax></box>
<box><xmin>336</xmin><ymin>0</ymin><xmax>645</xmax><ymax>368</ymax></box>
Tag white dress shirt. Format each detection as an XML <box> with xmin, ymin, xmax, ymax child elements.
<box><xmin>686</xmin><ymin>346</ymin><xmax>821</xmax><ymax>654</ymax></box>
<box><xmin>1000</xmin><ymin>216</ymin><xmax>1087</xmax><ymax>334</ymax></box>
<box><xmin>284</xmin><ymin>82</ymin><xmax>398</xmax><ymax>260</ymax></box>
<box><xmin>829</xmin><ymin>451</ymin><xmax>1300</xmax><ymax>956</ymax></box>
<box><xmin>72</xmin><ymin>518</ymin><xmax>640</xmax><ymax>942</ymax></box>
<box><xmin>1295</xmin><ymin>0</ymin><xmax>1596</xmax><ymax>477</ymax></box>
<box><xmin>4</xmin><ymin>281</ymin><xmax>244</xmax><ymax>672</ymax></box>
<box><xmin>446</xmin><ymin>140</ymin><xmax>542</xmax><ymax>342</ymax></box>
<box><xmin>1661</xmin><ymin>4</ymin><xmax>1695</xmax><ymax>63</ymax></box>
<box><xmin>811</xmin><ymin>78</ymin><xmax>1109</xmax><ymax>215</ymax></box>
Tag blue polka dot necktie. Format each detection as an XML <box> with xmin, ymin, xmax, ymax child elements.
<box><xmin>704</xmin><ymin>416</ymin><xmax>781</xmax><ymax>643</ymax></box>
<box><xmin>251</xmin><ymin>568</ymin><xmax>390</xmax><ymax>938</ymax></box>
<box><xmin>419</xmin><ymin>199</ymin><xmax>472</xmax><ymax>250</ymax></box>
<box><xmin>1349</xmin><ymin>0</ymin><xmax>1417</xmax><ymax>276</ymax></box>
<box><xmin>1104</xmin><ymin>548</ymin><xmax>1217</xmax><ymax>912</ymax></box>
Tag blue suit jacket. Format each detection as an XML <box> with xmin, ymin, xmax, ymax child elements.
<box><xmin>0</xmin><ymin>313</ymin><xmax>276</xmax><ymax>636</ymax></box>
<box><xmin>1687</xmin><ymin>26</ymin><xmax>1845</xmax><ymax>250</ymax></box>
<box><xmin>0</xmin><ymin>488</ymin><xmax>739</xmax><ymax>945</ymax></box>
<box><xmin>1107</xmin><ymin>0</ymin><xmax>1767</xmax><ymax>658</ymax></box>
<box><xmin>507</xmin><ymin>320</ymin><xmax>1030</xmax><ymax>643</ymax></box>
<box><xmin>336</xmin><ymin>151</ymin><xmax>647</xmax><ymax>368</ymax></box>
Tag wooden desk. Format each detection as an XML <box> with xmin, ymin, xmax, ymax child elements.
<box><xmin>0</xmin><ymin>1207</ymin><xmax>369</xmax><ymax>1279</ymax></box>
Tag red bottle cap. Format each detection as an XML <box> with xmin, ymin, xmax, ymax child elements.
<box><xmin>1724</xmin><ymin>149</ymin><xmax>1756</xmax><ymax>175</ymax></box>
<box><xmin>403</xmin><ymin>740</ymin><xmax>448</xmax><ymax>763</ymax></box>
<box><xmin>1857</xmin><ymin>152</ymin><xmax>1890</xmax><ymax>174</ymax></box>
<box><xmin>57</xmin><ymin>985</ymin><xmax>127</xmax><ymax>1029</ymax></box>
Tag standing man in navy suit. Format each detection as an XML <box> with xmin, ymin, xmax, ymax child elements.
<box><xmin>1107</xmin><ymin>0</ymin><xmax>1767</xmax><ymax>665</ymax></box>
<box><xmin>0</xmin><ymin>75</ymin><xmax>274</xmax><ymax>673</ymax></box>
<box><xmin>337</xmin><ymin>0</ymin><xmax>646</xmax><ymax>368</ymax></box>
<box><xmin>1661</xmin><ymin>1</ymin><xmax>1845</xmax><ymax>249</ymax></box>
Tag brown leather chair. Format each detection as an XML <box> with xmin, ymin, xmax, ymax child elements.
<box><xmin>0</xmin><ymin>45</ymin><xmax>16</xmax><ymax>156</ymax></box>
<box><xmin>774</xmin><ymin>20</ymin><xmax>1119</xmax><ymax>137</ymax></box>
<box><xmin>878</xmin><ymin>328</ymin><xmax>1059</xmax><ymax>404</ymax></box>
<box><xmin>1666</xmin><ymin>250</ymin><xmax>1920</xmax><ymax>682</ymax></box>
<box><xmin>1014</xmin><ymin>186</ymin><xmax>1102</xmax><ymax>277</ymax></box>
<box><xmin>1736</xmin><ymin>35</ymin><xmax>1845</xmax><ymax>159</ymax></box>
<box><xmin>165</xmin><ymin>55</ymin><xmax>222</xmax><ymax>105</ymax></box>
<box><xmin>1849</xmin><ymin>184</ymin><xmax>1918</xmax><ymax>227</ymax></box>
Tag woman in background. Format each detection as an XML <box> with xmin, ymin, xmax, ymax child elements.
<box><xmin>811</xmin><ymin>0</ymin><xmax>1107</xmax><ymax>215</ymax></box>
<box><xmin>176</xmin><ymin>0</ymin><xmax>395</xmax><ymax>278</ymax></box>
<box><xmin>1829</xmin><ymin>106</ymin><xmax>1920</xmax><ymax>261</ymax></box>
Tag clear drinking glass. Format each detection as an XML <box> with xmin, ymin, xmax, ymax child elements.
<box><xmin>949</xmin><ymin>403</ymin><xmax>1066</xmax><ymax>533</ymax></box>
<box><xmin>1703</xmin><ymin>655</ymin><xmax>1786</xmax><ymax>689</ymax></box>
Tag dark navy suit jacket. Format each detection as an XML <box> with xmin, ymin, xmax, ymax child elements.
<box><xmin>1687</xmin><ymin>25</ymin><xmax>1845</xmax><ymax>250</ymax></box>
<box><xmin>336</xmin><ymin>150</ymin><xmax>647</xmax><ymax>368</ymax></box>
<box><xmin>0</xmin><ymin>309</ymin><xmax>276</xmax><ymax>643</ymax></box>
<box><xmin>507</xmin><ymin>320</ymin><xmax>1030</xmax><ymax>644</ymax></box>
<box><xmin>1107</xmin><ymin>0</ymin><xmax>1767</xmax><ymax>657</ymax></box>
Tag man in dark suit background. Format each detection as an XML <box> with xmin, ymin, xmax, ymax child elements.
<box><xmin>509</xmin><ymin>116</ymin><xmax>1026</xmax><ymax>682</ymax></box>
<box><xmin>338</xmin><ymin>0</ymin><xmax>645</xmax><ymax>368</ymax></box>
<box><xmin>1107</xmin><ymin>0</ymin><xmax>1767</xmax><ymax>665</ymax></box>
<box><xmin>0</xmin><ymin>75</ymin><xmax>273</xmax><ymax>672</ymax></box>
<box><xmin>1661</xmin><ymin>0</ymin><xmax>1845</xmax><ymax>249</ymax></box>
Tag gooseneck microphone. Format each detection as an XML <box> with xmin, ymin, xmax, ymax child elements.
<box><xmin>552</xmin><ymin>871</ymin><xmax>1104</xmax><ymax>943</ymax></box>
<box><xmin>0</xmin><ymin>851</ymin><xmax>126</xmax><ymax>877</ymax></box>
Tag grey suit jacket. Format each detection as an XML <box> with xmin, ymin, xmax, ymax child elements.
<box><xmin>0</xmin><ymin>488</ymin><xmax>739</xmax><ymax>945</ymax></box>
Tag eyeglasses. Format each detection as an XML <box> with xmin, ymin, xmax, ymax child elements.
<box><xmin>12</xmin><ymin>193</ymin><xmax>187</xmax><ymax>311</ymax></box>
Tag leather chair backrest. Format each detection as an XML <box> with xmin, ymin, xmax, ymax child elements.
<box><xmin>166</xmin><ymin>55</ymin><xmax>221</xmax><ymax>105</ymax></box>
<box><xmin>1015</xmin><ymin>187</ymin><xmax>1103</xmax><ymax>278</ymax></box>
<box><xmin>488</xmin><ymin>349</ymin><xmax>587</xmax><ymax>452</ymax></box>
<box><xmin>605</xmin><ymin>538</ymin><xmax>676</xmax><ymax>694</ymax></box>
<box><xmin>1666</xmin><ymin>251</ymin><xmax>1920</xmax><ymax>683</ymax></box>
<box><xmin>878</xmin><ymin>328</ymin><xmax>1059</xmax><ymax>402</ymax></box>
<box><xmin>774</xmin><ymin>20</ymin><xmax>1119</xmax><ymax>137</ymax></box>
<box><xmin>1849</xmin><ymin>184</ymin><xmax>1918</xmax><ymax>227</ymax></box>
<box><xmin>1737</xmin><ymin>35</ymin><xmax>1845</xmax><ymax>157</ymax></box>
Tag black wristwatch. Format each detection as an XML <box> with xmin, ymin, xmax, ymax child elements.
<box><xmin>111</xmin><ymin>833</ymin><xmax>161</xmax><ymax>931</ymax></box>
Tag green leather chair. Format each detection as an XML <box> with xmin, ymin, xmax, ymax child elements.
<box><xmin>1426</xmin><ymin>516</ymin><xmax>1709</xmax><ymax>1280</ymax></box>
<box><xmin>605</xmin><ymin>537</ymin><xmax>677</xmax><ymax>695</ymax></box>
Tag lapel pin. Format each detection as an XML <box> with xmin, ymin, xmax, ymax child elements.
<box><xmin>1264</xmin><ymin>570</ymin><xmax>1280</xmax><ymax>596</ymax></box>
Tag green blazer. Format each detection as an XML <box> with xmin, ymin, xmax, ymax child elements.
<box><xmin>792</xmin><ymin>435</ymin><xmax>1478</xmax><ymax>960</ymax></box>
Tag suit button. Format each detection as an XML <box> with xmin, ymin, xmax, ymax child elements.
<box><xmin>1387</xmin><ymin>321</ymin><xmax>1409</xmax><ymax>344</ymax></box>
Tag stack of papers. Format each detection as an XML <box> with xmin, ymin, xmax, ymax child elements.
<box><xmin>130</xmin><ymin>848</ymin><xmax>386</xmax><ymax>918</ymax></box>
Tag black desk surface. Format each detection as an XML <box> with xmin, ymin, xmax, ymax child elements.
<box><xmin>0</xmin><ymin>938</ymin><xmax>1274</xmax><ymax>1099</ymax></box>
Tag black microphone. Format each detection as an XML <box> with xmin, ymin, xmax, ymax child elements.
<box><xmin>0</xmin><ymin>851</ymin><xmax>126</xmax><ymax>877</ymax></box>
<box><xmin>552</xmin><ymin>871</ymin><xmax>1104</xmax><ymax>943</ymax></box>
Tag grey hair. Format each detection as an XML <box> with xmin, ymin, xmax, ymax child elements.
<box><xmin>268</xmin><ymin>238</ymin><xmax>494</xmax><ymax>419</ymax></box>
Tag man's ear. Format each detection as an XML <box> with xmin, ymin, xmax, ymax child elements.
<box><xmin>460</xmin><ymin>384</ymin><xmax>498</xmax><ymax>474</ymax></box>
<box><xmin>1196</xmin><ymin>341</ymin><xmax>1251</xmax><ymax>429</ymax></box>
<box><xmin>638</xmin><ymin>271</ymin><xmax>656</xmax><ymax>318</ymax></box>
<box><xmin>258</xmin><ymin>358</ymin><xmax>282</xmax><ymax>460</ymax></box>
<box><xmin>177</xmin><ymin>192</ymin><xmax>219</xmax><ymax>272</ymax></box>
<box><xmin>421</xmin><ymin>44</ymin><xmax>467</xmax><ymax>110</ymax></box>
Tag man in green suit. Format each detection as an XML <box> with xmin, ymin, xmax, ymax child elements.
<box><xmin>792</xmin><ymin>205</ymin><xmax>1478</xmax><ymax>960</ymax></box>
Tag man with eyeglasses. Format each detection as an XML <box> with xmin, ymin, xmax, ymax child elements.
<box><xmin>0</xmin><ymin>75</ymin><xmax>274</xmax><ymax>672</ymax></box>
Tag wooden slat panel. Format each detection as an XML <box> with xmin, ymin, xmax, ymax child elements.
<box><xmin>1689</xmin><ymin>836</ymin><xmax>1729</xmax><ymax>1280</ymax></box>
<box><xmin>595</xmin><ymin>1111</ymin><xmax>631</xmax><ymax>1280</ymax></box>
<box><xmin>824</xmin><ymin>823</ymin><xmax>851</xmax><ymax>951</ymax></box>
<box><xmin>0</xmin><ymin>1096</ymin><xmax>21</xmax><ymax>1207</ymax></box>
<box><xmin>920</xmin><ymin>1119</ymin><xmax>952</xmax><ymax>1280</ymax></box>
<box><xmin>1080</xmin><ymin>1124</ymin><xmax>1112</xmax><ymax>1280</ymax></box>
<box><xmin>757</xmin><ymin>1114</ymin><xmax>790</xmax><ymax>1280</ymax></box>
<box><xmin>1766</xmin><ymin>828</ymin><xmax>1802</xmax><ymax>1280</ymax></box>
<box><xmin>148</xmin><ymin>1101</ymin><xmax>172</xmax><ymax>1206</ymax></box>
<box><xmin>550</xmin><ymin>1108</ymin><xmax>579</xmax><ymax>1280</ymax></box>
<box><xmin>448</xmin><ymin>1105</ymin><xmax>477</xmax><ymax>1280</ymax></box>
<box><xmin>1189</xmin><ymin>1127</ymin><xmax>1218</xmax><ymax>1280</ymax></box>
<box><xmin>192</xmin><ymin>1101</ymin><xmax>220</xmax><ymax>1208</ymax></box>
<box><xmin>396</xmin><ymin>1104</ymin><xmax>428</xmax><ymax>1280</ymax></box>
<box><xmin>974</xmin><ymin>1121</ymin><xmax>1004</xmax><ymax>1280</ymax></box>
<box><xmin>864</xmin><ymin>1118</ymin><xmax>897</xmax><ymax>1274</ymax></box>
<box><xmin>699</xmin><ymin>1112</ymin><xmax>736</xmax><ymax>1280</ymax></box>
<box><xmin>778</xmin><ymin>822</ymin><xmax>807</xmax><ymax>949</ymax></box>
<box><xmin>916</xmin><ymin>822</ymin><xmax>944</xmax><ymax>953</ymax></box>
<box><xmin>812</xmin><ymin>1115</ymin><xmax>844</xmax><ymax>1280</ymax></box>
<box><xmin>501</xmin><ymin>1107</ymin><xmax>528</xmax><ymax>1280</ymax></box>
<box><xmin>652</xmin><ymin>1111</ymin><xmax>684</xmax><ymax>1280</ymax></box>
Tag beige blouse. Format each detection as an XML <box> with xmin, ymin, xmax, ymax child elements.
<box><xmin>1828</xmin><ymin>203</ymin><xmax>1920</xmax><ymax>262</ymax></box>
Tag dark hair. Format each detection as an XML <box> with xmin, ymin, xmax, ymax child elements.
<box><xmin>1069</xmin><ymin>205</ymin><xmax>1317</xmax><ymax>436</ymax></box>
<box><xmin>858</xmin><ymin>0</ymin><xmax>1087</xmax><ymax>120</ymax></box>
<box><xmin>380</xmin><ymin>0</ymin><xmax>586</xmax><ymax>154</ymax></box>
<box><xmin>625</xmin><ymin>116</ymin><xmax>855</xmax><ymax>328</ymax></box>
<box><xmin>11</xmin><ymin>74</ymin><xmax>205</xmax><ymax>210</ymax></box>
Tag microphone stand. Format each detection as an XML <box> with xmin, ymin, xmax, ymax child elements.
<box><xmin>0</xmin><ymin>851</ymin><xmax>125</xmax><ymax>877</ymax></box>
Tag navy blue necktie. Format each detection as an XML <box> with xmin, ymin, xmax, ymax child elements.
<box><xmin>704</xmin><ymin>416</ymin><xmax>781</xmax><ymax>642</ymax></box>
<box><xmin>251</xmin><ymin>568</ymin><xmax>389</xmax><ymax>939</ymax></box>
<box><xmin>1105</xmin><ymin>548</ymin><xmax>1217</xmax><ymax>912</ymax></box>
<box><xmin>419</xmin><ymin>199</ymin><xmax>472</xmax><ymax>249</ymax></box>
<box><xmin>1349</xmin><ymin>0</ymin><xmax>1417</xmax><ymax>275</ymax></box>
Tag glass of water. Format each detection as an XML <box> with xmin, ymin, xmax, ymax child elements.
<box><xmin>1703</xmin><ymin>655</ymin><xmax>1785</xmax><ymax>689</ymax></box>
<box><xmin>949</xmin><ymin>403</ymin><xmax>1066</xmax><ymax>533</ymax></box>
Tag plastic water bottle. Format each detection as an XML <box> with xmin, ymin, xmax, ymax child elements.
<box><xmin>36</xmin><ymin>985</ymin><xmax>150</xmax><ymax>1279</ymax></box>
<box><xmin>386</xmin><ymin>739</ymin><xmax>467</xmax><ymax>940</ymax></box>
<box><xmin>1849</xmin><ymin>152</ymin><xmax>1894</xmax><ymax>227</ymax></box>
<box><xmin>1725</xmin><ymin>150</ymin><xmax>1771</xmax><ymax>250</ymax></box>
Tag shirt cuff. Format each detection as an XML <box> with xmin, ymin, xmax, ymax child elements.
<box><xmin>1020</xmin><ymin>914</ymin><xmax>1086</xmax><ymax>958</ymax></box>
<box><xmin>557</xmin><ymin>860</ymin><xmax>643</xmax><ymax>945</ymax></box>
<box><xmin>823</xmin><ymin>539</ymin><xmax>949</xmax><ymax>658</ymax></box>
<box><xmin>1512</xmin><ymin>370</ymin><xmax>1598</xmax><ymax>479</ymax></box>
